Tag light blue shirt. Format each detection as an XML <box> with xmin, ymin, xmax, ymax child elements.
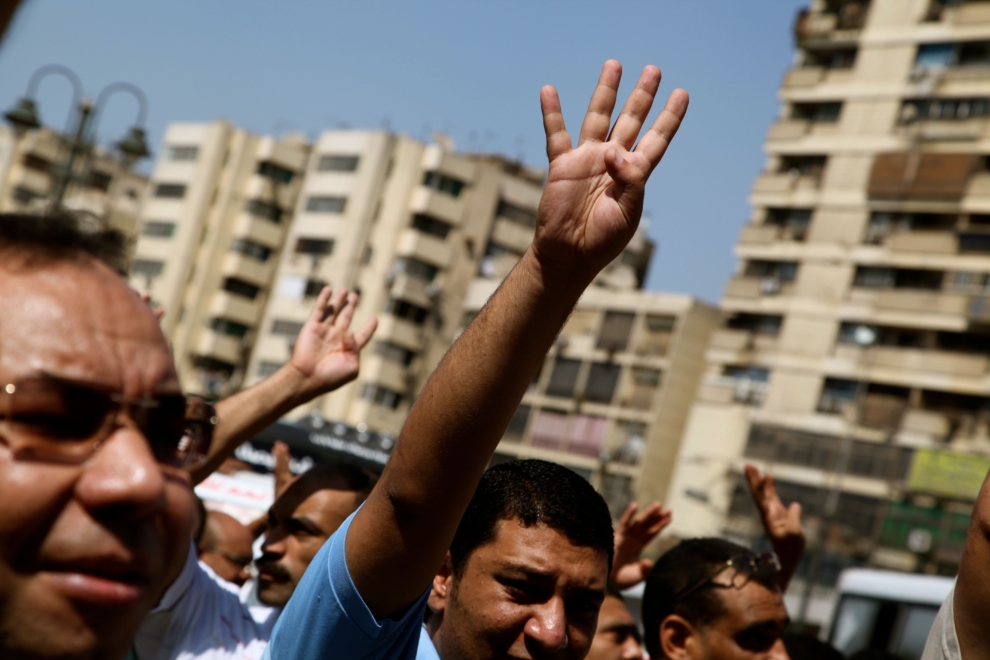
<box><xmin>263</xmin><ymin>509</ymin><xmax>431</xmax><ymax>660</ymax></box>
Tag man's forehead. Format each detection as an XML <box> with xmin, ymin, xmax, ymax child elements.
<box><xmin>719</xmin><ymin>581</ymin><xmax>788</xmax><ymax>625</ymax></box>
<box><xmin>481</xmin><ymin>519</ymin><xmax>608</xmax><ymax>585</ymax></box>
<box><xmin>0</xmin><ymin>262</ymin><xmax>177</xmax><ymax>391</ymax></box>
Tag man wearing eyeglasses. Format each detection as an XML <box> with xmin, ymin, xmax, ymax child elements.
<box><xmin>197</xmin><ymin>511</ymin><xmax>254</xmax><ymax>587</ymax></box>
<box><xmin>640</xmin><ymin>466</ymin><xmax>804</xmax><ymax>660</ymax></box>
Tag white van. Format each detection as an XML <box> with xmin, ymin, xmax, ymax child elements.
<box><xmin>827</xmin><ymin>569</ymin><xmax>954</xmax><ymax>659</ymax></box>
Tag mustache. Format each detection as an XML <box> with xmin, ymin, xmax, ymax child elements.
<box><xmin>254</xmin><ymin>554</ymin><xmax>291</xmax><ymax>582</ymax></box>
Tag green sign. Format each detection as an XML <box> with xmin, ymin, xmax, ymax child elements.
<box><xmin>907</xmin><ymin>449</ymin><xmax>990</xmax><ymax>501</ymax></box>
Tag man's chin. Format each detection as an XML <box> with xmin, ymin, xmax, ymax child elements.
<box><xmin>256</xmin><ymin>580</ymin><xmax>292</xmax><ymax>608</ymax></box>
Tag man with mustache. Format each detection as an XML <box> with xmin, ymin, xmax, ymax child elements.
<box><xmin>265</xmin><ymin>59</ymin><xmax>690</xmax><ymax>660</ymax></box>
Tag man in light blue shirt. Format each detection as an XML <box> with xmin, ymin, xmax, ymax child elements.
<box><xmin>266</xmin><ymin>58</ymin><xmax>690</xmax><ymax>660</ymax></box>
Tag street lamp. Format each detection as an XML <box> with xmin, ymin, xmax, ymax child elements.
<box><xmin>4</xmin><ymin>64</ymin><xmax>151</xmax><ymax>210</ymax></box>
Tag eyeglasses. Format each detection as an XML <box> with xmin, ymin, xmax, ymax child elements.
<box><xmin>0</xmin><ymin>375</ymin><xmax>217</xmax><ymax>467</ymax></box>
<box><xmin>672</xmin><ymin>552</ymin><xmax>781</xmax><ymax>606</ymax></box>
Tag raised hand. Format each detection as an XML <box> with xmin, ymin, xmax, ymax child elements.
<box><xmin>534</xmin><ymin>60</ymin><xmax>688</xmax><ymax>283</ymax></box>
<box><xmin>272</xmin><ymin>441</ymin><xmax>298</xmax><ymax>499</ymax></box>
<box><xmin>288</xmin><ymin>286</ymin><xmax>378</xmax><ymax>400</ymax></box>
<box><xmin>745</xmin><ymin>464</ymin><xmax>806</xmax><ymax>590</ymax></box>
<box><xmin>611</xmin><ymin>501</ymin><xmax>672</xmax><ymax>589</ymax></box>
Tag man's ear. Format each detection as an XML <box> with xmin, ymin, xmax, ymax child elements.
<box><xmin>428</xmin><ymin>551</ymin><xmax>455</xmax><ymax>615</ymax></box>
<box><xmin>660</xmin><ymin>614</ymin><xmax>699</xmax><ymax>660</ymax></box>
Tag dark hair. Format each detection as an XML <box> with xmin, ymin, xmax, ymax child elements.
<box><xmin>0</xmin><ymin>212</ymin><xmax>131</xmax><ymax>276</ymax></box>
<box><xmin>282</xmin><ymin>461</ymin><xmax>377</xmax><ymax>506</ymax></box>
<box><xmin>848</xmin><ymin>651</ymin><xmax>901</xmax><ymax>660</ymax></box>
<box><xmin>642</xmin><ymin>538</ymin><xmax>779</xmax><ymax>659</ymax></box>
<box><xmin>449</xmin><ymin>459</ymin><xmax>614</xmax><ymax>575</ymax></box>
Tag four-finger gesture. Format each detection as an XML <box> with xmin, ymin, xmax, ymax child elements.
<box><xmin>534</xmin><ymin>60</ymin><xmax>688</xmax><ymax>282</ymax></box>
<box><xmin>745</xmin><ymin>464</ymin><xmax>806</xmax><ymax>590</ymax></box>
<box><xmin>288</xmin><ymin>286</ymin><xmax>378</xmax><ymax>400</ymax></box>
<box><xmin>611</xmin><ymin>501</ymin><xmax>673</xmax><ymax>590</ymax></box>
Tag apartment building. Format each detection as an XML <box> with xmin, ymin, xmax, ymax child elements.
<box><xmin>462</xmin><ymin>278</ymin><xmax>719</xmax><ymax>517</ymax></box>
<box><xmin>128</xmin><ymin>121</ymin><xmax>309</xmax><ymax>396</ymax></box>
<box><xmin>0</xmin><ymin>125</ymin><xmax>147</xmax><ymax>233</ymax></box>
<box><xmin>244</xmin><ymin>130</ymin><xmax>548</xmax><ymax>436</ymax></box>
<box><xmin>667</xmin><ymin>0</ymin><xmax>990</xmax><ymax>598</ymax></box>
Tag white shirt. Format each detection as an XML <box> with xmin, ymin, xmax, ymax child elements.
<box><xmin>131</xmin><ymin>544</ymin><xmax>279</xmax><ymax>660</ymax></box>
<box><xmin>922</xmin><ymin>587</ymin><xmax>962</xmax><ymax>660</ymax></box>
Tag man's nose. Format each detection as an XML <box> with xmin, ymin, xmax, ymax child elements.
<box><xmin>622</xmin><ymin>636</ymin><xmax>643</xmax><ymax>660</ymax></box>
<box><xmin>74</xmin><ymin>426</ymin><xmax>167</xmax><ymax>519</ymax></box>
<box><xmin>524</xmin><ymin>598</ymin><xmax>568</xmax><ymax>655</ymax></box>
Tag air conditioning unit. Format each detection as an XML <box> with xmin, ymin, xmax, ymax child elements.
<box><xmin>760</xmin><ymin>277</ymin><xmax>782</xmax><ymax>295</ymax></box>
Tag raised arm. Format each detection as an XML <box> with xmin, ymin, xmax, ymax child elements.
<box><xmin>346</xmin><ymin>60</ymin><xmax>689</xmax><ymax>619</ymax></box>
<box><xmin>611</xmin><ymin>501</ymin><xmax>672</xmax><ymax>590</ymax></box>
<box><xmin>189</xmin><ymin>286</ymin><xmax>377</xmax><ymax>485</ymax></box>
<box><xmin>952</xmin><ymin>471</ymin><xmax>990</xmax><ymax>658</ymax></box>
<box><xmin>744</xmin><ymin>464</ymin><xmax>806</xmax><ymax>591</ymax></box>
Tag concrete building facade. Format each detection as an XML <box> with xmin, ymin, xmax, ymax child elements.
<box><xmin>128</xmin><ymin>121</ymin><xmax>309</xmax><ymax>396</ymax></box>
<box><xmin>668</xmin><ymin>0</ymin><xmax>990</xmax><ymax>601</ymax></box>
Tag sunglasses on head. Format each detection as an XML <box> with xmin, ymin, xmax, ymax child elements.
<box><xmin>672</xmin><ymin>552</ymin><xmax>781</xmax><ymax>606</ymax></box>
<box><xmin>0</xmin><ymin>375</ymin><xmax>216</xmax><ymax>468</ymax></box>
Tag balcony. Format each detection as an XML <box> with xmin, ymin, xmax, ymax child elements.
<box><xmin>389</xmin><ymin>272</ymin><xmax>434</xmax><ymax>309</ymax></box>
<box><xmin>209</xmin><ymin>291</ymin><xmax>262</xmax><ymax>326</ymax></box>
<box><xmin>235</xmin><ymin>211</ymin><xmax>283</xmax><ymax>247</ymax></box>
<box><xmin>724</xmin><ymin>276</ymin><xmax>795</xmax><ymax>300</ymax></box>
<box><xmin>886</xmin><ymin>232</ymin><xmax>957</xmax><ymax>255</ymax></box>
<box><xmin>709</xmin><ymin>329</ymin><xmax>779</xmax><ymax>361</ymax></box>
<box><xmin>783</xmin><ymin>66</ymin><xmax>825</xmax><ymax>88</ymax></box>
<box><xmin>696</xmin><ymin>375</ymin><xmax>767</xmax><ymax>406</ymax></box>
<box><xmin>376</xmin><ymin>314</ymin><xmax>423</xmax><ymax>351</ymax></box>
<box><xmin>752</xmin><ymin>172</ymin><xmax>821</xmax><ymax>196</ymax></box>
<box><xmin>408</xmin><ymin>185</ymin><xmax>463</xmax><ymax>226</ymax></box>
<box><xmin>195</xmin><ymin>329</ymin><xmax>244</xmax><ymax>366</ymax></box>
<box><xmin>767</xmin><ymin>119</ymin><xmax>810</xmax><ymax>142</ymax></box>
<box><xmin>396</xmin><ymin>228</ymin><xmax>452</xmax><ymax>268</ymax></box>
<box><xmin>873</xmin><ymin>290</ymin><xmax>970</xmax><ymax>316</ymax></box>
<box><xmin>794</xmin><ymin>4</ymin><xmax>866</xmax><ymax>46</ymax></box>
<box><xmin>222</xmin><ymin>253</ymin><xmax>272</xmax><ymax>287</ymax></box>
<box><xmin>846</xmin><ymin>345</ymin><xmax>990</xmax><ymax>378</ymax></box>
<box><xmin>363</xmin><ymin>355</ymin><xmax>409</xmax><ymax>395</ymax></box>
<box><xmin>490</xmin><ymin>217</ymin><xmax>534</xmax><ymax>254</ymax></box>
<box><xmin>243</xmin><ymin>174</ymin><xmax>297</xmax><ymax>211</ymax></box>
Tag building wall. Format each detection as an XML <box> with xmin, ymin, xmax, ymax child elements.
<box><xmin>678</xmin><ymin>0</ymin><xmax>990</xmax><ymax>591</ymax></box>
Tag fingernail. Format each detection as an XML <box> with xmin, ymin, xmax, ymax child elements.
<box><xmin>614</xmin><ymin>151</ymin><xmax>624</xmax><ymax>166</ymax></box>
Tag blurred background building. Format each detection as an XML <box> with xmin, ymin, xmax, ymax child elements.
<box><xmin>665</xmin><ymin>0</ymin><xmax>990</xmax><ymax>627</ymax></box>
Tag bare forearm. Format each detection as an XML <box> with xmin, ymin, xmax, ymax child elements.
<box><xmin>189</xmin><ymin>367</ymin><xmax>309</xmax><ymax>485</ymax></box>
<box><xmin>348</xmin><ymin>250</ymin><xmax>591</xmax><ymax>618</ymax></box>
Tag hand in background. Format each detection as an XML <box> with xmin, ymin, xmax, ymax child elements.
<box><xmin>288</xmin><ymin>286</ymin><xmax>378</xmax><ymax>400</ymax></box>
<box><xmin>272</xmin><ymin>441</ymin><xmax>298</xmax><ymax>499</ymax></box>
<box><xmin>745</xmin><ymin>463</ymin><xmax>806</xmax><ymax>590</ymax></box>
<box><xmin>610</xmin><ymin>501</ymin><xmax>672</xmax><ymax>589</ymax></box>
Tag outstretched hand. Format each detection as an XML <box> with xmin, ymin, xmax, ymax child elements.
<box><xmin>611</xmin><ymin>501</ymin><xmax>672</xmax><ymax>590</ymax></box>
<box><xmin>534</xmin><ymin>60</ymin><xmax>688</xmax><ymax>283</ymax></box>
<box><xmin>288</xmin><ymin>286</ymin><xmax>378</xmax><ymax>400</ymax></box>
<box><xmin>745</xmin><ymin>464</ymin><xmax>806</xmax><ymax>590</ymax></box>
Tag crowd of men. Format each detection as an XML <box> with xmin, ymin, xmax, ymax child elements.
<box><xmin>0</xmin><ymin>57</ymin><xmax>982</xmax><ymax>660</ymax></box>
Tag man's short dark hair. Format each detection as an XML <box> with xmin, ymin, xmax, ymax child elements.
<box><xmin>642</xmin><ymin>538</ymin><xmax>779</xmax><ymax>659</ymax></box>
<box><xmin>449</xmin><ymin>459</ymin><xmax>614</xmax><ymax>575</ymax></box>
<box><xmin>0</xmin><ymin>212</ymin><xmax>130</xmax><ymax>275</ymax></box>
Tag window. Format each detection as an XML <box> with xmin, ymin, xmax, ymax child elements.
<box><xmin>142</xmin><ymin>221</ymin><xmax>176</xmax><ymax>238</ymax></box>
<box><xmin>805</xmin><ymin>47</ymin><xmax>857</xmax><ymax>69</ymax></box>
<box><xmin>231</xmin><ymin>237</ymin><xmax>273</xmax><ymax>262</ymax></box>
<box><xmin>131</xmin><ymin>259</ymin><xmax>164</xmax><ymax>278</ymax></box>
<box><xmin>767</xmin><ymin>208</ymin><xmax>813</xmax><ymax>240</ymax></box>
<box><xmin>386</xmin><ymin>298</ymin><xmax>429</xmax><ymax>325</ymax></box>
<box><xmin>295</xmin><ymin>237</ymin><xmax>335</xmax><ymax>257</ymax></box>
<box><xmin>411</xmin><ymin>214</ymin><xmax>452</xmax><ymax>239</ymax></box>
<box><xmin>916</xmin><ymin>43</ymin><xmax>956</xmax><ymax>69</ymax></box>
<box><xmin>959</xmin><ymin>40</ymin><xmax>990</xmax><ymax>66</ymax></box>
<box><xmin>166</xmin><ymin>145</ymin><xmax>199</xmax><ymax>161</ymax></box>
<box><xmin>422</xmin><ymin>171</ymin><xmax>465</xmax><ymax>198</ymax></box>
<box><xmin>12</xmin><ymin>186</ymin><xmax>42</xmax><ymax>204</ymax></box>
<box><xmin>496</xmin><ymin>199</ymin><xmax>538</xmax><ymax>228</ymax></box>
<box><xmin>792</xmin><ymin>102</ymin><xmax>842</xmax><ymax>123</ymax></box>
<box><xmin>257</xmin><ymin>361</ymin><xmax>283</xmax><ymax>378</ymax></box>
<box><xmin>256</xmin><ymin>161</ymin><xmax>294</xmax><ymax>184</ymax></box>
<box><xmin>375</xmin><ymin>341</ymin><xmax>416</xmax><ymax>366</ymax></box>
<box><xmin>304</xmin><ymin>278</ymin><xmax>328</xmax><ymax>298</ymax></box>
<box><xmin>192</xmin><ymin>355</ymin><xmax>236</xmax><ymax>377</ymax></box>
<box><xmin>245</xmin><ymin>199</ymin><xmax>284</xmax><ymax>223</ymax></box>
<box><xmin>360</xmin><ymin>383</ymin><xmax>403</xmax><ymax>409</ymax></box>
<box><xmin>306</xmin><ymin>196</ymin><xmax>347</xmax><ymax>214</ymax></box>
<box><xmin>628</xmin><ymin>367</ymin><xmax>662</xmax><ymax>409</ymax></box>
<box><xmin>87</xmin><ymin>170</ymin><xmax>112</xmax><ymax>192</ymax></box>
<box><xmin>901</xmin><ymin>98</ymin><xmax>990</xmax><ymax>123</ymax></box>
<box><xmin>744</xmin><ymin>260</ymin><xmax>798</xmax><ymax>282</ymax></box>
<box><xmin>637</xmin><ymin>314</ymin><xmax>676</xmax><ymax>355</ymax></box>
<box><xmin>222</xmin><ymin>277</ymin><xmax>261</xmax><ymax>300</ymax></box>
<box><xmin>392</xmin><ymin>257</ymin><xmax>439</xmax><ymax>283</ymax></box>
<box><xmin>854</xmin><ymin>267</ymin><xmax>894</xmax><ymax>289</ymax></box>
<box><xmin>584</xmin><ymin>362</ymin><xmax>621</xmax><ymax>404</ymax></box>
<box><xmin>531</xmin><ymin>409</ymin><xmax>569</xmax><ymax>450</ymax></box>
<box><xmin>838</xmin><ymin>322</ymin><xmax>878</xmax><ymax>346</ymax></box>
<box><xmin>949</xmin><ymin>271</ymin><xmax>990</xmax><ymax>293</ymax></box>
<box><xmin>316</xmin><ymin>154</ymin><xmax>360</xmax><ymax>172</ymax></box>
<box><xmin>546</xmin><ymin>357</ymin><xmax>581</xmax><ymax>398</ymax></box>
<box><xmin>854</xmin><ymin>267</ymin><xmax>943</xmax><ymax>290</ymax></box>
<box><xmin>597</xmin><ymin>311</ymin><xmax>636</xmax><ymax>352</ymax></box>
<box><xmin>726</xmin><ymin>313</ymin><xmax>783</xmax><ymax>336</ymax></box>
<box><xmin>209</xmin><ymin>317</ymin><xmax>250</xmax><ymax>338</ymax></box>
<box><xmin>154</xmin><ymin>183</ymin><xmax>187</xmax><ymax>199</ymax></box>
<box><xmin>22</xmin><ymin>153</ymin><xmax>51</xmax><ymax>172</ymax></box>
<box><xmin>960</xmin><ymin>233</ymin><xmax>990</xmax><ymax>253</ymax></box>
<box><xmin>504</xmin><ymin>405</ymin><xmax>532</xmax><ymax>440</ymax></box>
<box><xmin>723</xmin><ymin>367</ymin><xmax>767</xmax><ymax>405</ymax></box>
<box><xmin>271</xmin><ymin>319</ymin><xmax>305</xmax><ymax>337</ymax></box>
<box><xmin>819</xmin><ymin>378</ymin><xmax>860</xmax><ymax>414</ymax></box>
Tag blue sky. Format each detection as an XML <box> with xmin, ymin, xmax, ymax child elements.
<box><xmin>0</xmin><ymin>1</ymin><xmax>805</xmax><ymax>302</ymax></box>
